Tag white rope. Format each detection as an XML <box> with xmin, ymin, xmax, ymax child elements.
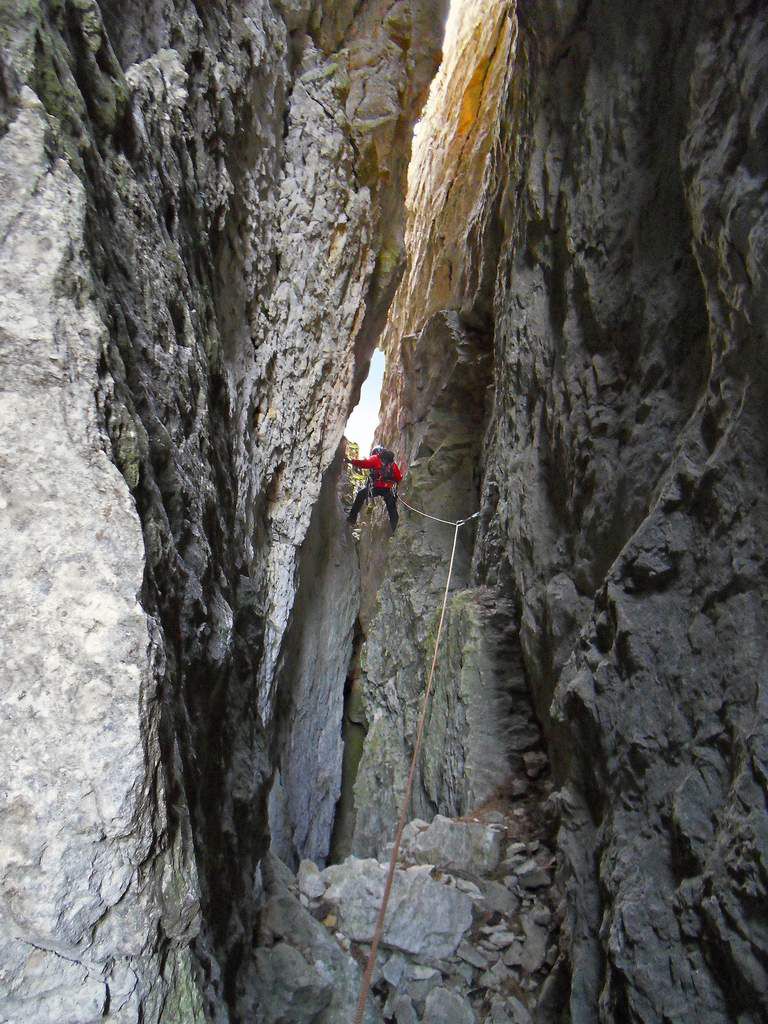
<box><xmin>398</xmin><ymin>494</ymin><xmax>481</xmax><ymax>527</ymax></box>
<box><xmin>352</xmin><ymin>520</ymin><xmax>463</xmax><ymax>1024</ymax></box>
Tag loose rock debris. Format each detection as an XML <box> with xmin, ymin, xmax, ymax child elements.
<box><xmin>256</xmin><ymin>807</ymin><xmax>562</xmax><ymax>1022</ymax></box>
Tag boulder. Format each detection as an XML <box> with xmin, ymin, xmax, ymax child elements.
<box><xmin>257</xmin><ymin>893</ymin><xmax>381</xmax><ymax>1023</ymax></box>
<box><xmin>489</xmin><ymin>995</ymin><xmax>533</xmax><ymax>1024</ymax></box>
<box><xmin>381</xmin><ymin>952</ymin><xmax>407</xmax><ymax>988</ymax></box>
<box><xmin>401</xmin><ymin>815</ymin><xmax>503</xmax><ymax>875</ymax></box>
<box><xmin>514</xmin><ymin>859</ymin><xmax>551</xmax><ymax>889</ymax></box>
<box><xmin>392</xmin><ymin>994</ymin><xmax>418</xmax><ymax>1024</ymax></box>
<box><xmin>478</xmin><ymin>959</ymin><xmax>513</xmax><ymax>991</ymax></box>
<box><xmin>405</xmin><ymin>963</ymin><xmax>442</xmax><ymax>1008</ymax></box>
<box><xmin>263</xmin><ymin>850</ymin><xmax>299</xmax><ymax>896</ymax></box>
<box><xmin>297</xmin><ymin>859</ymin><xmax>326</xmax><ymax>900</ymax></box>
<box><xmin>456</xmin><ymin>940</ymin><xmax>489</xmax><ymax>970</ymax></box>
<box><xmin>423</xmin><ymin>986</ymin><xmax>477</xmax><ymax>1023</ymax></box>
<box><xmin>323</xmin><ymin>858</ymin><xmax>473</xmax><ymax>959</ymax></box>
<box><xmin>521</xmin><ymin>916</ymin><xmax>549</xmax><ymax>972</ymax></box>
<box><xmin>251</xmin><ymin>943</ymin><xmax>331</xmax><ymax>1023</ymax></box>
<box><xmin>480</xmin><ymin>879</ymin><xmax>521</xmax><ymax>916</ymax></box>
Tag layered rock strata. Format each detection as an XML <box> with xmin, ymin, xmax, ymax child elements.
<box><xmin>353</xmin><ymin>0</ymin><xmax>768</xmax><ymax>1020</ymax></box>
<box><xmin>0</xmin><ymin>1</ymin><xmax>444</xmax><ymax>1020</ymax></box>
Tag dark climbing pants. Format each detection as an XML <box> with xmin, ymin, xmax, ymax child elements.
<box><xmin>348</xmin><ymin>486</ymin><xmax>398</xmax><ymax>532</ymax></box>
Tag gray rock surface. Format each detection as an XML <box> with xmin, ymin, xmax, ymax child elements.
<box><xmin>392</xmin><ymin>995</ymin><xmax>419</xmax><ymax>1024</ymax></box>
<box><xmin>270</xmin><ymin>810</ymin><xmax>556</xmax><ymax>1024</ymax></box>
<box><xmin>251</xmin><ymin>943</ymin><xmax>332</xmax><ymax>1024</ymax></box>
<box><xmin>351</xmin><ymin>313</ymin><xmax>522</xmax><ymax>857</ymax></box>
<box><xmin>297</xmin><ymin>859</ymin><xmax>326</xmax><ymax>900</ymax></box>
<box><xmin>0</xmin><ymin>0</ymin><xmax>444</xmax><ymax>1019</ymax></box>
<box><xmin>423</xmin><ymin>986</ymin><xmax>476</xmax><ymax>1024</ymax></box>
<box><xmin>359</xmin><ymin>0</ymin><xmax>768</xmax><ymax>1020</ymax></box>
<box><xmin>267</xmin><ymin>459</ymin><xmax>360</xmax><ymax>868</ymax></box>
<box><xmin>255</xmin><ymin>892</ymin><xmax>381</xmax><ymax>1024</ymax></box>
<box><xmin>484</xmin><ymin>4</ymin><xmax>768</xmax><ymax>1019</ymax></box>
<box><xmin>400</xmin><ymin>814</ymin><xmax>503</xmax><ymax>875</ymax></box>
<box><xmin>322</xmin><ymin>858</ymin><xmax>474</xmax><ymax>959</ymax></box>
<box><xmin>3</xmin><ymin>0</ymin><xmax>767</xmax><ymax>1021</ymax></box>
<box><xmin>0</xmin><ymin>61</ymin><xmax>200</xmax><ymax>1024</ymax></box>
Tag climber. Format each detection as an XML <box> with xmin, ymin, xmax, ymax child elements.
<box><xmin>345</xmin><ymin>445</ymin><xmax>403</xmax><ymax>533</ymax></box>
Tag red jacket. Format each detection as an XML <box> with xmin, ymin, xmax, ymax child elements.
<box><xmin>350</xmin><ymin>454</ymin><xmax>403</xmax><ymax>489</ymax></box>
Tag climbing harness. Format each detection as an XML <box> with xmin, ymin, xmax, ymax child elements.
<box><xmin>352</xmin><ymin>498</ymin><xmax>480</xmax><ymax>1024</ymax></box>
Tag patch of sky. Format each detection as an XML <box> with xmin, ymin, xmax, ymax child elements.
<box><xmin>345</xmin><ymin>349</ymin><xmax>385</xmax><ymax>455</ymax></box>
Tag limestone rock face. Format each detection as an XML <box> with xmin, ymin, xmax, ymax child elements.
<box><xmin>5</xmin><ymin>0</ymin><xmax>767</xmax><ymax>1020</ymax></box>
<box><xmin>350</xmin><ymin>0</ymin><xmax>538</xmax><ymax>858</ymax></box>
<box><xmin>355</xmin><ymin>0</ymin><xmax>768</xmax><ymax>1020</ymax></box>
<box><xmin>351</xmin><ymin>311</ymin><xmax>523</xmax><ymax>858</ymax></box>
<box><xmin>0</xmin><ymin>0</ymin><xmax>443</xmax><ymax>1020</ymax></box>
<box><xmin>267</xmin><ymin>458</ymin><xmax>360</xmax><ymax>869</ymax></box>
<box><xmin>482</xmin><ymin>5</ymin><xmax>768</xmax><ymax>1020</ymax></box>
<box><xmin>0</xmin><ymin>85</ymin><xmax>184</xmax><ymax>1024</ymax></box>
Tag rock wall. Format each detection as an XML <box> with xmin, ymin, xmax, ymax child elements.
<box><xmin>351</xmin><ymin>0</ymin><xmax>523</xmax><ymax>859</ymax></box>
<box><xmin>353</xmin><ymin>0</ymin><xmax>768</xmax><ymax>1020</ymax></box>
<box><xmin>352</xmin><ymin>315</ymin><xmax>481</xmax><ymax>852</ymax></box>
<box><xmin>267</xmin><ymin>453</ymin><xmax>360</xmax><ymax>870</ymax></box>
<box><xmin>4</xmin><ymin>0</ymin><xmax>767</xmax><ymax>1020</ymax></box>
<box><xmin>0</xmin><ymin>1</ymin><xmax>444</xmax><ymax>1021</ymax></box>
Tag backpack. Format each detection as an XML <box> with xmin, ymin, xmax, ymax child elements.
<box><xmin>371</xmin><ymin>448</ymin><xmax>397</xmax><ymax>486</ymax></box>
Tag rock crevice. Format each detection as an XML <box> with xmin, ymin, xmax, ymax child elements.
<box><xmin>2</xmin><ymin>0</ymin><xmax>767</xmax><ymax>1021</ymax></box>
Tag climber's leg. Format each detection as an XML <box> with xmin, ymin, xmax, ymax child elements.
<box><xmin>382</xmin><ymin>490</ymin><xmax>399</xmax><ymax>533</ymax></box>
<box><xmin>347</xmin><ymin>487</ymin><xmax>368</xmax><ymax>525</ymax></box>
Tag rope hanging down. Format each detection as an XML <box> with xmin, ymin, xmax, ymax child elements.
<box><xmin>352</xmin><ymin>500</ymin><xmax>479</xmax><ymax>1024</ymax></box>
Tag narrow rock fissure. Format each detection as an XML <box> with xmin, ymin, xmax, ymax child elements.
<box><xmin>328</xmin><ymin>617</ymin><xmax>369</xmax><ymax>865</ymax></box>
<box><xmin>3</xmin><ymin>1</ymin><xmax>767</xmax><ymax>1022</ymax></box>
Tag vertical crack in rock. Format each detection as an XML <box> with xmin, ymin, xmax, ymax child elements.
<box><xmin>3</xmin><ymin>0</ymin><xmax>767</xmax><ymax>1021</ymax></box>
<box><xmin>328</xmin><ymin>618</ymin><xmax>369</xmax><ymax>865</ymax></box>
<box><xmin>267</xmin><ymin>450</ymin><xmax>360</xmax><ymax>870</ymax></box>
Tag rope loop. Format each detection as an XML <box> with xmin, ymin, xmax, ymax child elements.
<box><xmin>398</xmin><ymin>495</ymin><xmax>479</xmax><ymax>528</ymax></box>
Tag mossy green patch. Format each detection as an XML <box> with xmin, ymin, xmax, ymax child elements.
<box><xmin>0</xmin><ymin>0</ymin><xmax>43</xmax><ymax>80</ymax></box>
<box><xmin>31</xmin><ymin>0</ymin><xmax>128</xmax><ymax>162</ymax></box>
<box><xmin>376</xmin><ymin>241</ymin><xmax>402</xmax><ymax>280</ymax></box>
<box><xmin>355</xmin><ymin>138</ymin><xmax>379</xmax><ymax>190</ymax></box>
<box><xmin>162</xmin><ymin>950</ymin><xmax>206</xmax><ymax>1024</ymax></box>
<box><xmin>115</xmin><ymin>427</ymin><xmax>141</xmax><ymax>490</ymax></box>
